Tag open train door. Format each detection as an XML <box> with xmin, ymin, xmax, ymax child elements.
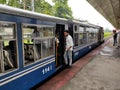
<box><xmin>55</xmin><ymin>24</ymin><xmax>65</xmax><ymax>68</ymax></box>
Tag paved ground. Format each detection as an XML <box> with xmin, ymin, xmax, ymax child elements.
<box><xmin>61</xmin><ymin>38</ymin><xmax>120</xmax><ymax>90</ymax></box>
<box><xmin>36</xmin><ymin>38</ymin><xmax>120</xmax><ymax>90</ymax></box>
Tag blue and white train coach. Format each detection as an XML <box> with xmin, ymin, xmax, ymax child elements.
<box><xmin>0</xmin><ymin>4</ymin><xmax>104</xmax><ymax>90</ymax></box>
<box><xmin>69</xmin><ymin>20</ymin><xmax>104</xmax><ymax>61</ymax></box>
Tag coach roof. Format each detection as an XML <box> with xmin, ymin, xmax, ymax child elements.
<box><xmin>0</xmin><ymin>4</ymin><xmax>68</xmax><ymax>23</ymax></box>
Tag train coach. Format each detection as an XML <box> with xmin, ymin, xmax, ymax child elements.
<box><xmin>0</xmin><ymin>4</ymin><xmax>104</xmax><ymax>90</ymax></box>
<box><xmin>69</xmin><ymin>20</ymin><xmax>104</xmax><ymax>60</ymax></box>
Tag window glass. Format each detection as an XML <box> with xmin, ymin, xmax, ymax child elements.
<box><xmin>82</xmin><ymin>31</ymin><xmax>87</xmax><ymax>44</ymax></box>
<box><xmin>22</xmin><ymin>24</ymin><xmax>55</xmax><ymax>65</ymax></box>
<box><xmin>93</xmin><ymin>28</ymin><xmax>98</xmax><ymax>41</ymax></box>
<box><xmin>79</xmin><ymin>33</ymin><xmax>83</xmax><ymax>44</ymax></box>
<box><xmin>74</xmin><ymin>33</ymin><xmax>79</xmax><ymax>46</ymax></box>
<box><xmin>74</xmin><ymin>25</ymin><xmax>79</xmax><ymax>32</ymax></box>
<box><xmin>74</xmin><ymin>25</ymin><xmax>79</xmax><ymax>46</ymax></box>
<box><xmin>74</xmin><ymin>26</ymin><xmax>99</xmax><ymax>47</ymax></box>
<box><xmin>95</xmin><ymin>29</ymin><xmax>98</xmax><ymax>38</ymax></box>
<box><xmin>86</xmin><ymin>28</ymin><xmax>91</xmax><ymax>43</ymax></box>
<box><xmin>89</xmin><ymin>28</ymin><xmax>94</xmax><ymax>42</ymax></box>
<box><xmin>41</xmin><ymin>27</ymin><xmax>54</xmax><ymax>37</ymax></box>
<box><xmin>79</xmin><ymin>27</ymin><xmax>84</xmax><ymax>45</ymax></box>
<box><xmin>79</xmin><ymin>27</ymin><xmax>84</xmax><ymax>33</ymax></box>
<box><xmin>0</xmin><ymin>23</ymin><xmax>15</xmax><ymax>39</ymax></box>
<box><xmin>41</xmin><ymin>38</ymin><xmax>54</xmax><ymax>58</ymax></box>
<box><xmin>74</xmin><ymin>26</ymin><xmax>86</xmax><ymax>46</ymax></box>
<box><xmin>0</xmin><ymin>22</ymin><xmax>18</xmax><ymax>73</ymax></box>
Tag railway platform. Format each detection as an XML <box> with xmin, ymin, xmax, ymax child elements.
<box><xmin>35</xmin><ymin>38</ymin><xmax>120</xmax><ymax>90</ymax></box>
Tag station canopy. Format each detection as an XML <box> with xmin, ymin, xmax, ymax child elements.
<box><xmin>87</xmin><ymin>0</ymin><xmax>120</xmax><ymax>29</ymax></box>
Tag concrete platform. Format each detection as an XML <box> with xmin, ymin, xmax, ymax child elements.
<box><xmin>36</xmin><ymin>38</ymin><xmax>120</xmax><ymax>90</ymax></box>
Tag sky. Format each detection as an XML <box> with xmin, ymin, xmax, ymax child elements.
<box><xmin>45</xmin><ymin>0</ymin><xmax>114</xmax><ymax>30</ymax></box>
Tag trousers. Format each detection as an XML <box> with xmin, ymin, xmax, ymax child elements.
<box><xmin>64</xmin><ymin>50</ymin><xmax>72</xmax><ymax>66</ymax></box>
<box><xmin>113</xmin><ymin>38</ymin><xmax>117</xmax><ymax>46</ymax></box>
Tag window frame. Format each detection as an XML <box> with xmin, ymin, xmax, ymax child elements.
<box><xmin>0</xmin><ymin>21</ymin><xmax>18</xmax><ymax>74</ymax></box>
<box><xmin>74</xmin><ymin>24</ymin><xmax>88</xmax><ymax>47</ymax></box>
<box><xmin>22</xmin><ymin>23</ymin><xmax>55</xmax><ymax>66</ymax></box>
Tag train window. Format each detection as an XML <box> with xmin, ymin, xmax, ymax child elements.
<box><xmin>90</xmin><ymin>28</ymin><xmax>94</xmax><ymax>42</ymax></box>
<box><xmin>74</xmin><ymin>33</ymin><xmax>79</xmax><ymax>46</ymax></box>
<box><xmin>82</xmin><ymin>31</ymin><xmax>87</xmax><ymax>44</ymax></box>
<box><xmin>0</xmin><ymin>22</ymin><xmax>18</xmax><ymax>73</ymax></box>
<box><xmin>74</xmin><ymin>25</ymin><xmax>77</xmax><ymax>32</ymax></box>
<box><xmin>22</xmin><ymin>24</ymin><xmax>55</xmax><ymax>65</ymax></box>
<box><xmin>41</xmin><ymin>27</ymin><xmax>54</xmax><ymax>37</ymax></box>
<box><xmin>86</xmin><ymin>27</ymin><xmax>91</xmax><ymax>43</ymax></box>
<box><xmin>74</xmin><ymin>25</ymin><xmax>79</xmax><ymax>46</ymax></box>
<box><xmin>74</xmin><ymin>26</ymin><xmax>86</xmax><ymax>47</ymax></box>
<box><xmin>41</xmin><ymin>38</ymin><xmax>54</xmax><ymax>58</ymax></box>
<box><xmin>79</xmin><ymin>27</ymin><xmax>84</xmax><ymax>45</ymax></box>
<box><xmin>23</xmin><ymin>25</ymin><xmax>41</xmax><ymax>65</ymax></box>
<box><xmin>93</xmin><ymin>29</ymin><xmax>98</xmax><ymax>41</ymax></box>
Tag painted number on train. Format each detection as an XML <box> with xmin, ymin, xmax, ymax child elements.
<box><xmin>75</xmin><ymin>52</ymin><xmax>79</xmax><ymax>56</ymax></box>
<box><xmin>42</xmin><ymin>65</ymin><xmax>53</xmax><ymax>75</ymax></box>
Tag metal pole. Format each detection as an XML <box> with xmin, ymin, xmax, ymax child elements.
<box><xmin>31</xmin><ymin>0</ymin><xmax>34</xmax><ymax>12</ymax></box>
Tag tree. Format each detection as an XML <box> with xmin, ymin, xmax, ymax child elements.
<box><xmin>0</xmin><ymin>0</ymin><xmax>73</xmax><ymax>19</ymax></box>
<box><xmin>20</xmin><ymin>0</ymin><xmax>31</xmax><ymax>10</ymax></box>
<box><xmin>7</xmin><ymin>0</ymin><xmax>21</xmax><ymax>8</ymax></box>
<box><xmin>34</xmin><ymin>0</ymin><xmax>52</xmax><ymax>15</ymax></box>
<box><xmin>52</xmin><ymin>0</ymin><xmax>73</xmax><ymax>19</ymax></box>
<box><xmin>0</xmin><ymin>0</ymin><xmax>6</xmax><ymax>4</ymax></box>
<box><xmin>0</xmin><ymin>0</ymin><xmax>31</xmax><ymax>10</ymax></box>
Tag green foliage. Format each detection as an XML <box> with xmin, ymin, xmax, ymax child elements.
<box><xmin>0</xmin><ymin>0</ymin><xmax>6</xmax><ymax>4</ymax></box>
<box><xmin>104</xmin><ymin>31</ymin><xmax>112</xmax><ymax>38</ymax></box>
<box><xmin>7</xmin><ymin>0</ymin><xmax>20</xmax><ymax>8</ymax></box>
<box><xmin>0</xmin><ymin>0</ymin><xmax>73</xmax><ymax>19</ymax></box>
<box><xmin>52</xmin><ymin>0</ymin><xmax>67</xmax><ymax>4</ymax></box>
<box><xmin>52</xmin><ymin>0</ymin><xmax>73</xmax><ymax>19</ymax></box>
<box><xmin>34</xmin><ymin>0</ymin><xmax>52</xmax><ymax>15</ymax></box>
<box><xmin>20</xmin><ymin>0</ymin><xmax>31</xmax><ymax>10</ymax></box>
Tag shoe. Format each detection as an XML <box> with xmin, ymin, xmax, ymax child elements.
<box><xmin>62</xmin><ymin>64</ymin><xmax>67</xmax><ymax>68</ymax></box>
<box><xmin>67</xmin><ymin>65</ymin><xmax>71</xmax><ymax>68</ymax></box>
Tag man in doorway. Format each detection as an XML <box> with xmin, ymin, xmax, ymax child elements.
<box><xmin>64</xmin><ymin>30</ymin><xmax>74</xmax><ymax>68</ymax></box>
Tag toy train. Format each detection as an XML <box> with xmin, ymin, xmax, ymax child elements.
<box><xmin>0</xmin><ymin>4</ymin><xmax>104</xmax><ymax>90</ymax></box>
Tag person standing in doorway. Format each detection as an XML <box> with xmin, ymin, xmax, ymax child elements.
<box><xmin>55</xmin><ymin>33</ymin><xmax>59</xmax><ymax>47</ymax></box>
<box><xmin>64</xmin><ymin>30</ymin><xmax>74</xmax><ymax>68</ymax></box>
<box><xmin>55</xmin><ymin>33</ymin><xmax>60</xmax><ymax>67</ymax></box>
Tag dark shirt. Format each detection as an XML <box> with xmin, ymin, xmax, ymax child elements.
<box><xmin>113</xmin><ymin>33</ymin><xmax>117</xmax><ymax>39</ymax></box>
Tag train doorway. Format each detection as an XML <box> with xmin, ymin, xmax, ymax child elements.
<box><xmin>55</xmin><ymin>24</ymin><xmax>65</xmax><ymax>68</ymax></box>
